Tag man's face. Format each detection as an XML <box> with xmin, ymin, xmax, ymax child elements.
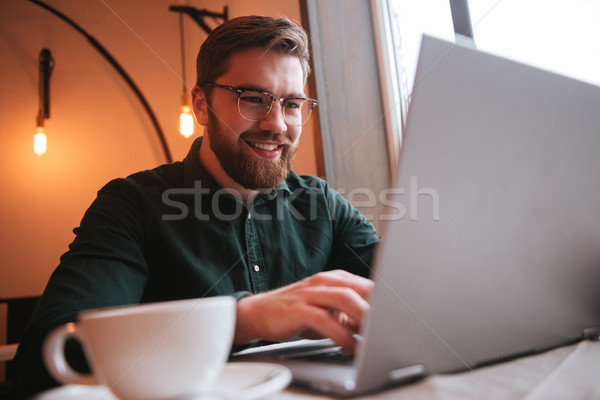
<box><xmin>198</xmin><ymin>48</ymin><xmax>305</xmax><ymax>190</ymax></box>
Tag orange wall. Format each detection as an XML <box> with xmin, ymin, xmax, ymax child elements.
<box><xmin>0</xmin><ymin>0</ymin><xmax>318</xmax><ymax>298</ymax></box>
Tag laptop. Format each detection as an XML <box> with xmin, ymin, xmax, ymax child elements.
<box><xmin>233</xmin><ymin>35</ymin><xmax>600</xmax><ymax>396</ymax></box>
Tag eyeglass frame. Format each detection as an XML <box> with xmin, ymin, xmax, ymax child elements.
<box><xmin>198</xmin><ymin>83</ymin><xmax>318</xmax><ymax>127</ymax></box>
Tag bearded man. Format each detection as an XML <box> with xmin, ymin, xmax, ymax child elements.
<box><xmin>14</xmin><ymin>15</ymin><xmax>379</xmax><ymax>399</ymax></box>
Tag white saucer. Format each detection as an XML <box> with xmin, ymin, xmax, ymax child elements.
<box><xmin>33</xmin><ymin>362</ymin><xmax>292</xmax><ymax>400</ymax></box>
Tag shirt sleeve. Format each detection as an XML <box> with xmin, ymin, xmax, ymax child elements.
<box><xmin>325</xmin><ymin>183</ymin><xmax>380</xmax><ymax>278</ymax></box>
<box><xmin>13</xmin><ymin>178</ymin><xmax>150</xmax><ymax>398</ymax></box>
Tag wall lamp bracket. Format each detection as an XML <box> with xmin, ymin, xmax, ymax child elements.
<box><xmin>37</xmin><ymin>48</ymin><xmax>54</xmax><ymax>126</ymax></box>
<box><xmin>169</xmin><ymin>5</ymin><xmax>228</xmax><ymax>35</ymax></box>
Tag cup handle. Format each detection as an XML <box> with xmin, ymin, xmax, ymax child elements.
<box><xmin>43</xmin><ymin>322</ymin><xmax>98</xmax><ymax>386</ymax></box>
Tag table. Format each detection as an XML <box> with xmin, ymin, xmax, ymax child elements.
<box><xmin>273</xmin><ymin>340</ymin><xmax>600</xmax><ymax>399</ymax></box>
<box><xmin>32</xmin><ymin>340</ymin><xmax>599</xmax><ymax>399</ymax></box>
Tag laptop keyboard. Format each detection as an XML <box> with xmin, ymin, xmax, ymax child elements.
<box><xmin>277</xmin><ymin>345</ymin><xmax>355</xmax><ymax>365</ymax></box>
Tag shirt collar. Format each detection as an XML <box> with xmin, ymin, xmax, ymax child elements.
<box><xmin>182</xmin><ymin>136</ymin><xmax>219</xmax><ymax>191</ymax></box>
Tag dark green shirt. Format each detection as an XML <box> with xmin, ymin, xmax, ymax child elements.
<box><xmin>14</xmin><ymin>137</ymin><xmax>379</xmax><ymax>398</ymax></box>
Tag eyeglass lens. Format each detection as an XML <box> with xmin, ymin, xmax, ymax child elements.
<box><xmin>238</xmin><ymin>91</ymin><xmax>313</xmax><ymax>126</ymax></box>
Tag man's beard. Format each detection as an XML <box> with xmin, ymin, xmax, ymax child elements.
<box><xmin>206</xmin><ymin>112</ymin><xmax>297</xmax><ymax>190</ymax></box>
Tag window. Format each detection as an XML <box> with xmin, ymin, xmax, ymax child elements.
<box><xmin>388</xmin><ymin>0</ymin><xmax>455</xmax><ymax>97</ymax></box>
<box><xmin>373</xmin><ymin>0</ymin><xmax>456</xmax><ymax>168</ymax></box>
<box><xmin>469</xmin><ymin>0</ymin><xmax>600</xmax><ymax>87</ymax></box>
<box><xmin>379</xmin><ymin>0</ymin><xmax>600</xmax><ymax>164</ymax></box>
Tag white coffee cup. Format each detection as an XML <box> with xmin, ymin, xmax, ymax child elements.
<box><xmin>43</xmin><ymin>296</ymin><xmax>236</xmax><ymax>400</ymax></box>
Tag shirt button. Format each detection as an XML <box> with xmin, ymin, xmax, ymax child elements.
<box><xmin>247</xmin><ymin>213</ymin><xmax>252</xmax><ymax>219</ymax></box>
<box><xmin>253</xmin><ymin>265</ymin><xmax>260</xmax><ymax>272</ymax></box>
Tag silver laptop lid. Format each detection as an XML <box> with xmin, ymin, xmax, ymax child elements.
<box><xmin>355</xmin><ymin>34</ymin><xmax>600</xmax><ymax>384</ymax></box>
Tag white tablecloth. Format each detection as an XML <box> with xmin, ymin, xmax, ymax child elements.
<box><xmin>276</xmin><ymin>340</ymin><xmax>600</xmax><ymax>399</ymax></box>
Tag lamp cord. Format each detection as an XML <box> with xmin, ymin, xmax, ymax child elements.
<box><xmin>179</xmin><ymin>13</ymin><xmax>188</xmax><ymax>96</ymax></box>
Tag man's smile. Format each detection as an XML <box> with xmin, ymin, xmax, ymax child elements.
<box><xmin>240</xmin><ymin>133</ymin><xmax>294</xmax><ymax>161</ymax></box>
<box><xmin>244</xmin><ymin>140</ymin><xmax>284</xmax><ymax>159</ymax></box>
<box><xmin>247</xmin><ymin>141</ymin><xmax>280</xmax><ymax>152</ymax></box>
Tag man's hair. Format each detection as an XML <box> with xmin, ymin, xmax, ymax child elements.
<box><xmin>195</xmin><ymin>15</ymin><xmax>310</xmax><ymax>87</ymax></box>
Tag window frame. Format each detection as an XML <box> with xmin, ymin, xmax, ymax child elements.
<box><xmin>301</xmin><ymin>0</ymin><xmax>393</xmax><ymax>230</ymax></box>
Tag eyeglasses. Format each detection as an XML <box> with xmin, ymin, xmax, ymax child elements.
<box><xmin>199</xmin><ymin>83</ymin><xmax>318</xmax><ymax>127</ymax></box>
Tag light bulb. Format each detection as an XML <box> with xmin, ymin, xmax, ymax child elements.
<box><xmin>179</xmin><ymin>105</ymin><xmax>194</xmax><ymax>138</ymax></box>
<box><xmin>34</xmin><ymin>126</ymin><xmax>47</xmax><ymax>155</ymax></box>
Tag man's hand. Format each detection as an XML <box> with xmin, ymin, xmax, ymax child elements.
<box><xmin>234</xmin><ymin>270</ymin><xmax>374</xmax><ymax>354</ymax></box>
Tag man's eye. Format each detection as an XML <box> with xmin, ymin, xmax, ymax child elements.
<box><xmin>240</xmin><ymin>93</ymin><xmax>268</xmax><ymax>105</ymax></box>
<box><xmin>284</xmin><ymin>99</ymin><xmax>303</xmax><ymax>110</ymax></box>
<box><xmin>242</xmin><ymin>96</ymin><xmax>262</xmax><ymax>103</ymax></box>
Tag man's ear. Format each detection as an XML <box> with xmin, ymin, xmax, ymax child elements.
<box><xmin>191</xmin><ymin>85</ymin><xmax>209</xmax><ymax>126</ymax></box>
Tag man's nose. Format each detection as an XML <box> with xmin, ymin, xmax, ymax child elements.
<box><xmin>257</xmin><ymin>100</ymin><xmax>288</xmax><ymax>133</ymax></box>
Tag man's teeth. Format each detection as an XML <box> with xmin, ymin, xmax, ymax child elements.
<box><xmin>250</xmin><ymin>142</ymin><xmax>279</xmax><ymax>151</ymax></box>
